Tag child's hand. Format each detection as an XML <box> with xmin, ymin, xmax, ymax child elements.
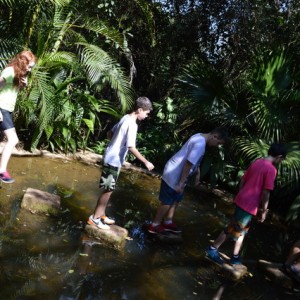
<box><xmin>21</xmin><ymin>76</ymin><xmax>28</xmax><ymax>86</ymax></box>
<box><xmin>257</xmin><ymin>209</ymin><xmax>268</xmax><ymax>222</ymax></box>
<box><xmin>175</xmin><ymin>181</ymin><xmax>185</xmax><ymax>194</ymax></box>
<box><xmin>144</xmin><ymin>161</ymin><xmax>154</xmax><ymax>171</ymax></box>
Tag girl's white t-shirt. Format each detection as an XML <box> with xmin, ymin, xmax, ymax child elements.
<box><xmin>103</xmin><ymin>114</ymin><xmax>137</xmax><ymax>167</ymax></box>
<box><xmin>0</xmin><ymin>67</ymin><xmax>18</xmax><ymax>112</ymax></box>
<box><xmin>162</xmin><ymin>133</ymin><xmax>206</xmax><ymax>190</ymax></box>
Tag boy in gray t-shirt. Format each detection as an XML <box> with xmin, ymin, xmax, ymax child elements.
<box><xmin>88</xmin><ymin>97</ymin><xmax>154</xmax><ymax>229</ymax></box>
<box><xmin>148</xmin><ymin>127</ymin><xmax>228</xmax><ymax>234</ymax></box>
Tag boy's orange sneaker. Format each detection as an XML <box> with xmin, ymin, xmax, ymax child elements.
<box><xmin>101</xmin><ymin>216</ymin><xmax>115</xmax><ymax>225</ymax></box>
<box><xmin>87</xmin><ymin>215</ymin><xmax>110</xmax><ymax>230</ymax></box>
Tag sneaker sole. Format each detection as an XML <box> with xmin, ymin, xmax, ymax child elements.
<box><xmin>0</xmin><ymin>179</ymin><xmax>15</xmax><ymax>184</ymax></box>
<box><xmin>102</xmin><ymin>219</ymin><xmax>115</xmax><ymax>225</ymax></box>
<box><xmin>87</xmin><ymin>219</ymin><xmax>110</xmax><ymax>230</ymax></box>
<box><xmin>229</xmin><ymin>262</ymin><xmax>242</xmax><ymax>266</ymax></box>
<box><xmin>163</xmin><ymin>228</ymin><xmax>182</xmax><ymax>234</ymax></box>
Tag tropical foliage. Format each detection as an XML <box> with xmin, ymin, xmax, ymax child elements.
<box><xmin>0</xmin><ymin>0</ymin><xmax>134</xmax><ymax>152</ymax></box>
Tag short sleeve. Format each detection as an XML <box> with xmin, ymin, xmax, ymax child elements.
<box><xmin>126</xmin><ymin>121</ymin><xmax>137</xmax><ymax>148</ymax></box>
<box><xmin>263</xmin><ymin>167</ymin><xmax>277</xmax><ymax>190</ymax></box>
<box><xmin>186</xmin><ymin>139</ymin><xmax>205</xmax><ymax>165</ymax></box>
<box><xmin>0</xmin><ymin>67</ymin><xmax>14</xmax><ymax>84</ymax></box>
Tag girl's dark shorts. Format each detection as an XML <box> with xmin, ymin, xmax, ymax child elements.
<box><xmin>0</xmin><ymin>108</ymin><xmax>14</xmax><ymax>131</ymax></box>
<box><xmin>99</xmin><ymin>163</ymin><xmax>121</xmax><ymax>192</ymax></box>
<box><xmin>159</xmin><ymin>179</ymin><xmax>184</xmax><ymax>205</ymax></box>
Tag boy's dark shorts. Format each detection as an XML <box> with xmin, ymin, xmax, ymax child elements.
<box><xmin>159</xmin><ymin>179</ymin><xmax>184</xmax><ymax>205</ymax></box>
<box><xmin>0</xmin><ymin>109</ymin><xmax>14</xmax><ymax>131</ymax></box>
<box><xmin>224</xmin><ymin>205</ymin><xmax>252</xmax><ymax>241</ymax></box>
<box><xmin>99</xmin><ymin>163</ymin><xmax>120</xmax><ymax>192</ymax></box>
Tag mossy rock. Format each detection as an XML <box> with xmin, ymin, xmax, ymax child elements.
<box><xmin>85</xmin><ymin>224</ymin><xmax>128</xmax><ymax>250</ymax></box>
<box><xmin>21</xmin><ymin>188</ymin><xmax>61</xmax><ymax>216</ymax></box>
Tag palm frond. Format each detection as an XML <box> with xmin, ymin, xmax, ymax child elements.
<box><xmin>77</xmin><ymin>43</ymin><xmax>133</xmax><ymax>112</ymax></box>
<box><xmin>133</xmin><ymin>0</ymin><xmax>156</xmax><ymax>47</ymax></box>
<box><xmin>82</xmin><ymin>18</ymin><xmax>125</xmax><ymax>51</ymax></box>
<box><xmin>0</xmin><ymin>38</ymin><xmax>23</xmax><ymax>69</ymax></box>
<box><xmin>232</xmin><ymin>138</ymin><xmax>268</xmax><ymax>165</ymax></box>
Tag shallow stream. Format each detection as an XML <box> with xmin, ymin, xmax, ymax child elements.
<box><xmin>0</xmin><ymin>156</ymin><xmax>297</xmax><ymax>299</ymax></box>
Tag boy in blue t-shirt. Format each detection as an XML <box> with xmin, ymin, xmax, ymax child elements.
<box><xmin>149</xmin><ymin>127</ymin><xmax>228</xmax><ymax>234</ymax></box>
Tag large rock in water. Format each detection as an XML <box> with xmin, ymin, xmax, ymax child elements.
<box><xmin>258</xmin><ymin>260</ymin><xmax>294</xmax><ymax>289</ymax></box>
<box><xmin>21</xmin><ymin>188</ymin><xmax>61</xmax><ymax>216</ymax></box>
<box><xmin>205</xmin><ymin>252</ymin><xmax>248</xmax><ymax>281</ymax></box>
<box><xmin>85</xmin><ymin>224</ymin><xmax>128</xmax><ymax>249</ymax></box>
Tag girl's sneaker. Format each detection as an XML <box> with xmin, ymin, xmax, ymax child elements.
<box><xmin>0</xmin><ymin>171</ymin><xmax>14</xmax><ymax>183</ymax></box>
<box><xmin>87</xmin><ymin>215</ymin><xmax>110</xmax><ymax>230</ymax></box>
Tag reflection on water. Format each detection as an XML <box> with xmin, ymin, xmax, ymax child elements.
<box><xmin>0</xmin><ymin>156</ymin><xmax>298</xmax><ymax>299</ymax></box>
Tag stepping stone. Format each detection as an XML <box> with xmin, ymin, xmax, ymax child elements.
<box><xmin>85</xmin><ymin>224</ymin><xmax>128</xmax><ymax>249</ymax></box>
<box><xmin>258</xmin><ymin>259</ymin><xmax>294</xmax><ymax>289</ymax></box>
<box><xmin>21</xmin><ymin>188</ymin><xmax>61</xmax><ymax>216</ymax></box>
<box><xmin>155</xmin><ymin>231</ymin><xmax>183</xmax><ymax>243</ymax></box>
<box><xmin>205</xmin><ymin>252</ymin><xmax>248</xmax><ymax>281</ymax></box>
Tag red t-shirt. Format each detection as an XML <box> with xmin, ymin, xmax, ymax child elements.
<box><xmin>234</xmin><ymin>158</ymin><xmax>277</xmax><ymax>215</ymax></box>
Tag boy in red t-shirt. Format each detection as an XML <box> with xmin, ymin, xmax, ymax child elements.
<box><xmin>207</xmin><ymin>144</ymin><xmax>286</xmax><ymax>265</ymax></box>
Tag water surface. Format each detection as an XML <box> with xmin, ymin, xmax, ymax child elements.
<box><xmin>0</xmin><ymin>156</ymin><xmax>296</xmax><ymax>299</ymax></box>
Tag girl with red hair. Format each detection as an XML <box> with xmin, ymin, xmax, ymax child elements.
<box><xmin>0</xmin><ymin>50</ymin><xmax>37</xmax><ymax>183</ymax></box>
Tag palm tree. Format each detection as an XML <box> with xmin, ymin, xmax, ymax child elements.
<box><xmin>0</xmin><ymin>0</ymin><xmax>134</xmax><ymax>151</ymax></box>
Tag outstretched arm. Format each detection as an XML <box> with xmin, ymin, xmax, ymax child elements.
<box><xmin>128</xmin><ymin>146</ymin><xmax>154</xmax><ymax>171</ymax></box>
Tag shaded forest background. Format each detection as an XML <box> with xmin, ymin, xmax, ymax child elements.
<box><xmin>0</xmin><ymin>0</ymin><xmax>300</xmax><ymax>227</ymax></box>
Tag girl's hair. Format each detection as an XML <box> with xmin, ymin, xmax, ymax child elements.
<box><xmin>7</xmin><ymin>50</ymin><xmax>37</xmax><ymax>89</ymax></box>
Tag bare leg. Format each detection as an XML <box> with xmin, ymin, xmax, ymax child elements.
<box><xmin>233</xmin><ymin>234</ymin><xmax>245</xmax><ymax>256</ymax></box>
<box><xmin>165</xmin><ymin>202</ymin><xmax>179</xmax><ymax>221</ymax></box>
<box><xmin>0</xmin><ymin>128</ymin><xmax>19</xmax><ymax>172</ymax></box>
<box><xmin>286</xmin><ymin>240</ymin><xmax>300</xmax><ymax>265</ymax></box>
<box><xmin>152</xmin><ymin>203</ymin><xmax>171</xmax><ymax>224</ymax></box>
<box><xmin>212</xmin><ymin>231</ymin><xmax>228</xmax><ymax>249</ymax></box>
<box><xmin>295</xmin><ymin>258</ymin><xmax>300</xmax><ymax>269</ymax></box>
<box><xmin>93</xmin><ymin>190</ymin><xmax>112</xmax><ymax>218</ymax></box>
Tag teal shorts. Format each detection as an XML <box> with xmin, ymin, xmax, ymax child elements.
<box><xmin>99</xmin><ymin>163</ymin><xmax>120</xmax><ymax>191</ymax></box>
<box><xmin>224</xmin><ymin>205</ymin><xmax>252</xmax><ymax>241</ymax></box>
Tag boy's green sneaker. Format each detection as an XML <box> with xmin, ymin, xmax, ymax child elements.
<box><xmin>229</xmin><ymin>256</ymin><xmax>242</xmax><ymax>265</ymax></box>
<box><xmin>206</xmin><ymin>247</ymin><xmax>224</xmax><ymax>265</ymax></box>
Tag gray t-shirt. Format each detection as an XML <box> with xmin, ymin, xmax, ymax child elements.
<box><xmin>103</xmin><ymin>114</ymin><xmax>137</xmax><ymax>167</ymax></box>
<box><xmin>162</xmin><ymin>133</ymin><xmax>206</xmax><ymax>190</ymax></box>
